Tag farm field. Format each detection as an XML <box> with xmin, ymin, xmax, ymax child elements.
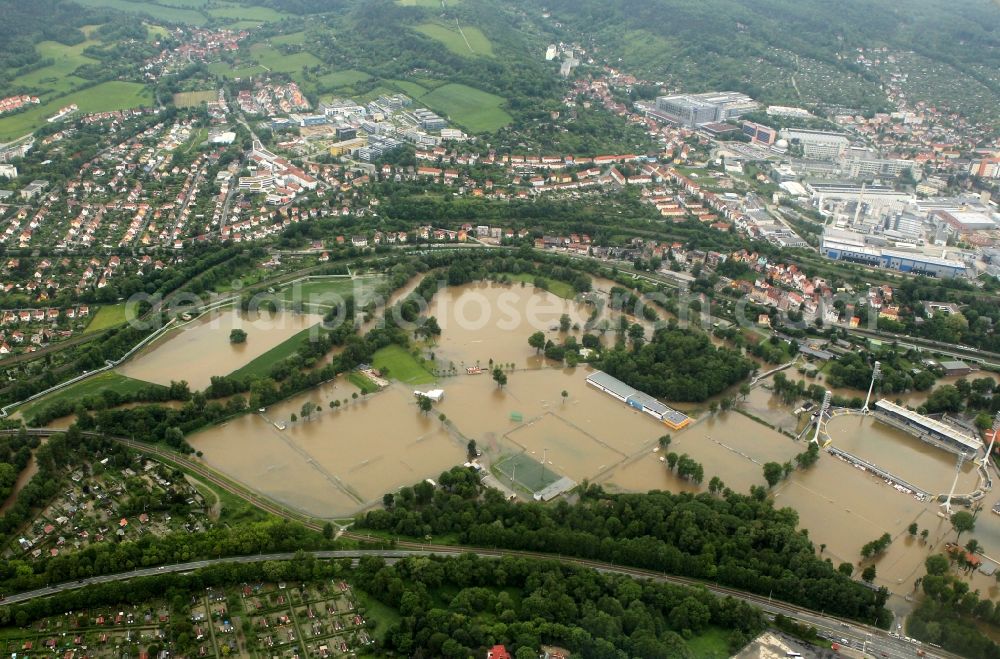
<box><xmin>372</xmin><ymin>344</ymin><xmax>436</xmax><ymax>385</ymax></box>
<box><xmin>72</xmin><ymin>0</ymin><xmax>208</xmax><ymax>24</ymax></box>
<box><xmin>414</xmin><ymin>21</ymin><xmax>493</xmax><ymax>57</ymax></box>
<box><xmin>506</xmin><ymin>273</ymin><xmax>576</xmax><ymax>299</ymax></box>
<box><xmin>419</xmin><ymin>82</ymin><xmax>511</xmax><ymax>133</ymax></box>
<box><xmin>0</xmin><ymin>82</ymin><xmax>153</xmax><ymax>142</ymax></box>
<box><xmin>173</xmin><ymin>89</ymin><xmax>217</xmax><ymax>107</ymax></box>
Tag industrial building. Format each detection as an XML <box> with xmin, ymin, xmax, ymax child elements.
<box><xmin>820</xmin><ymin>228</ymin><xmax>966</xmax><ymax>278</ymax></box>
<box><xmin>586</xmin><ymin>371</ymin><xmax>691</xmax><ymax>430</ymax></box>
<box><xmin>873</xmin><ymin>399</ymin><xmax>981</xmax><ymax>457</ymax></box>
<box><xmin>780</xmin><ymin>128</ymin><xmax>850</xmax><ymax>161</ymax></box>
<box><xmin>741</xmin><ymin>120</ymin><xmax>777</xmax><ymax>145</ymax></box>
<box><xmin>652</xmin><ymin>91</ymin><xmax>758</xmax><ymax>127</ymax></box>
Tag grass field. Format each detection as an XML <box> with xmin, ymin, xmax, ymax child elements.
<box><xmin>227</xmin><ymin>322</ymin><xmax>322</xmax><ymax>380</ymax></box>
<box><xmin>0</xmin><ymin>81</ymin><xmax>152</xmax><ymax>141</ymax></box>
<box><xmin>72</xmin><ymin>0</ymin><xmax>207</xmax><ymax>24</ymax></box>
<box><xmin>206</xmin><ymin>61</ymin><xmax>267</xmax><ymax>79</ymax></box>
<box><xmin>84</xmin><ymin>303</ymin><xmax>128</xmax><ymax>334</ymax></box>
<box><xmin>270</xmin><ymin>31</ymin><xmax>307</xmax><ymax>46</ymax></box>
<box><xmin>173</xmin><ymin>89</ymin><xmax>217</xmax><ymax>107</ymax></box>
<box><xmin>397</xmin><ymin>0</ymin><xmax>462</xmax><ymax>6</ymax></box>
<box><xmin>207</xmin><ymin>3</ymin><xmax>290</xmax><ymax>22</ymax></box>
<box><xmin>14</xmin><ymin>40</ymin><xmax>100</xmax><ymax>96</ymax></box>
<box><xmin>494</xmin><ymin>452</ymin><xmax>562</xmax><ymax>493</ymax></box>
<box><xmin>419</xmin><ymin>82</ymin><xmax>511</xmax><ymax>133</ymax></box>
<box><xmin>348</xmin><ymin>371</ymin><xmax>380</xmax><ymax>394</ymax></box>
<box><xmin>372</xmin><ymin>344</ymin><xmax>435</xmax><ymax>385</ymax></box>
<box><xmin>17</xmin><ymin>371</ymin><xmax>162</xmax><ymax>421</ymax></box>
<box><xmin>685</xmin><ymin>627</ymin><xmax>731</xmax><ymax>658</ymax></box>
<box><xmin>414</xmin><ymin>22</ymin><xmax>493</xmax><ymax>57</ymax></box>
<box><xmin>249</xmin><ymin>43</ymin><xmax>323</xmax><ymax>75</ymax></box>
<box><xmin>317</xmin><ymin>70</ymin><xmax>373</xmax><ymax>88</ymax></box>
<box><xmin>388</xmin><ymin>79</ymin><xmax>429</xmax><ymax>98</ymax></box>
<box><xmin>506</xmin><ymin>273</ymin><xmax>577</xmax><ymax>300</ymax></box>
<box><xmin>279</xmin><ymin>276</ymin><xmax>384</xmax><ymax>307</ymax></box>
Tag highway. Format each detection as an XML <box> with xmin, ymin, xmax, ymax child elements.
<box><xmin>0</xmin><ymin>547</ymin><xmax>949</xmax><ymax>659</ymax></box>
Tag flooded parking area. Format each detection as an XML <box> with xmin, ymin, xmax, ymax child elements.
<box><xmin>118</xmin><ymin>308</ymin><xmax>322</xmax><ymax>390</ymax></box>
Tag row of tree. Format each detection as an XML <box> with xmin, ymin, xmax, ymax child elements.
<box><xmin>356</xmin><ymin>466</ymin><xmax>892</xmax><ymax>625</ymax></box>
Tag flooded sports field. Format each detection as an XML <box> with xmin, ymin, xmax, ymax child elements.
<box><xmin>118</xmin><ymin>308</ymin><xmax>321</xmax><ymax>390</ymax></box>
<box><xmin>178</xmin><ymin>279</ymin><xmax>1000</xmax><ymax>605</ymax></box>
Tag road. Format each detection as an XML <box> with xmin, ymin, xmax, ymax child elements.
<box><xmin>0</xmin><ymin>547</ymin><xmax>949</xmax><ymax>659</ymax></box>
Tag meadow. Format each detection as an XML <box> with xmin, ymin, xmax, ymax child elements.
<box><xmin>414</xmin><ymin>22</ymin><xmax>493</xmax><ymax>57</ymax></box>
<box><xmin>15</xmin><ymin>372</ymin><xmax>161</xmax><ymax>421</ymax></box>
<box><xmin>84</xmin><ymin>303</ymin><xmax>128</xmax><ymax>334</ymax></box>
<box><xmin>13</xmin><ymin>40</ymin><xmax>100</xmax><ymax>96</ymax></box>
<box><xmin>371</xmin><ymin>344</ymin><xmax>436</xmax><ymax>385</ymax></box>
<box><xmin>0</xmin><ymin>82</ymin><xmax>152</xmax><ymax>141</ymax></box>
<box><xmin>72</xmin><ymin>0</ymin><xmax>208</xmax><ymax>25</ymax></box>
<box><xmin>419</xmin><ymin>82</ymin><xmax>511</xmax><ymax>133</ymax></box>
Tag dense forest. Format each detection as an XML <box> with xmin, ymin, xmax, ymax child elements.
<box><xmin>527</xmin><ymin>0</ymin><xmax>999</xmax><ymax>116</ymax></box>
<box><xmin>599</xmin><ymin>325</ymin><xmax>753</xmax><ymax>401</ymax></box>
<box><xmin>357</xmin><ymin>466</ymin><xmax>893</xmax><ymax>626</ymax></box>
<box><xmin>358</xmin><ymin>553</ymin><xmax>766</xmax><ymax>658</ymax></box>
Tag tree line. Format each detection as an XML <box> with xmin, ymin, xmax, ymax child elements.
<box><xmin>356</xmin><ymin>466</ymin><xmax>892</xmax><ymax>626</ymax></box>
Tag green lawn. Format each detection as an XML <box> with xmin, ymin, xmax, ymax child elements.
<box><xmin>414</xmin><ymin>22</ymin><xmax>493</xmax><ymax>57</ymax></box>
<box><xmin>372</xmin><ymin>344</ymin><xmax>435</xmax><ymax>385</ymax></box>
<box><xmin>228</xmin><ymin>322</ymin><xmax>322</xmax><ymax>380</ymax></box>
<box><xmin>507</xmin><ymin>273</ymin><xmax>576</xmax><ymax>299</ymax></box>
<box><xmin>419</xmin><ymin>82</ymin><xmax>511</xmax><ymax>133</ymax></box>
<box><xmin>17</xmin><ymin>371</ymin><xmax>162</xmax><ymax>422</ymax></box>
<box><xmin>72</xmin><ymin>0</ymin><xmax>207</xmax><ymax>24</ymax></box>
<box><xmin>0</xmin><ymin>81</ymin><xmax>153</xmax><ymax>141</ymax></box>
<box><xmin>685</xmin><ymin>627</ymin><xmax>731</xmax><ymax>658</ymax></box>
<box><xmin>84</xmin><ymin>303</ymin><xmax>128</xmax><ymax>334</ymax></box>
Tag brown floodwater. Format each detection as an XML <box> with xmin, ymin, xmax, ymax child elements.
<box><xmin>0</xmin><ymin>451</ymin><xmax>40</xmax><ymax>514</ymax></box>
<box><xmin>826</xmin><ymin>415</ymin><xmax>979</xmax><ymax>496</ymax></box>
<box><xmin>180</xmin><ymin>282</ymin><xmax>1000</xmax><ymax>604</ymax></box>
<box><xmin>118</xmin><ymin>308</ymin><xmax>321</xmax><ymax>390</ymax></box>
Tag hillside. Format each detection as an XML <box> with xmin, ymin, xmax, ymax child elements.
<box><xmin>524</xmin><ymin>0</ymin><xmax>1000</xmax><ymax>120</ymax></box>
